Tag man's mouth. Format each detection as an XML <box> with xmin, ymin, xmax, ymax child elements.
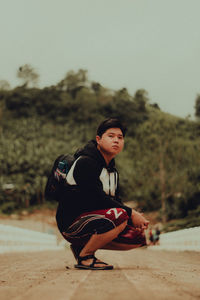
<box><xmin>112</xmin><ymin>145</ymin><xmax>119</xmax><ymax>149</ymax></box>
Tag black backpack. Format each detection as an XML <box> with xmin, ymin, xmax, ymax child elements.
<box><xmin>44</xmin><ymin>154</ymin><xmax>75</xmax><ymax>202</ymax></box>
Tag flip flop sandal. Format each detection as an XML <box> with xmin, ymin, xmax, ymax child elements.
<box><xmin>75</xmin><ymin>254</ymin><xmax>113</xmax><ymax>270</ymax></box>
<box><xmin>70</xmin><ymin>245</ymin><xmax>112</xmax><ymax>266</ymax></box>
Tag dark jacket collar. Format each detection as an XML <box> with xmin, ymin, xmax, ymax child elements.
<box><xmin>74</xmin><ymin>140</ymin><xmax>115</xmax><ymax>169</ymax></box>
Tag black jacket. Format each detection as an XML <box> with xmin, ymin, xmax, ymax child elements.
<box><xmin>56</xmin><ymin>140</ymin><xmax>132</xmax><ymax>232</ymax></box>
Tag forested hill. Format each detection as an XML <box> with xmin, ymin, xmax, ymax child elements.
<box><xmin>0</xmin><ymin>69</ymin><xmax>200</xmax><ymax>229</ymax></box>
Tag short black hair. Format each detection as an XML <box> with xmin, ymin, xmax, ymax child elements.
<box><xmin>96</xmin><ymin>118</ymin><xmax>127</xmax><ymax>137</ymax></box>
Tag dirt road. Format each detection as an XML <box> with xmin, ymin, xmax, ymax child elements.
<box><xmin>0</xmin><ymin>247</ymin><xmax>200</xmax><ymax>300</ymax></box>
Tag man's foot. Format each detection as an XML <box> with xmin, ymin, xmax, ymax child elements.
<box><xmin>75</xmin><ymin>255</ymin><xmax>113</xmax><ymax>270</ymax></box>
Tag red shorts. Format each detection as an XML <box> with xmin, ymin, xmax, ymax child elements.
<box><xmin>62</xmin><ymin>208</ymin><xmax>146</xmax><ymax>246</ymax></box>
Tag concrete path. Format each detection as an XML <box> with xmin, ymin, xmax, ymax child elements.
<box><xmin>0</xmin><ymin>247</ymin><xmax>200</xmax><ymax>300</ymax></box>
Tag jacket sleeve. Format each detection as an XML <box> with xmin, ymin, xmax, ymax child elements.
<box><xmin>73</xmin><ymin>157</ymin><xmax>132</xmax><ymax>217</ymax></box>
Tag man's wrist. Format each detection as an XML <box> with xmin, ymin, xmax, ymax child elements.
<box><xmin>131</xmin><ymin>209</ymin><xmax>137</xmax><ymax>217</ymax></box>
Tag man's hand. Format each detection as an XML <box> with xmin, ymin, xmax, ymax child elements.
<box><xmin>131</xmin><ymin>209</ymin><xmax>149</xmax><ymax>230</ymax></box>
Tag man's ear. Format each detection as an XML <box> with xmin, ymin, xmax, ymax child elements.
<box><xmin>96</xmin><ymin>135</ymin><xmax>101</xmax><ymax>144</ymax></box>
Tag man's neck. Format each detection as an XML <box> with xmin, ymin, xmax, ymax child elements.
<box><xmin>97</xmin><ymin>145</ymin><xmax>114</xmax><ymax>166</ymax></box>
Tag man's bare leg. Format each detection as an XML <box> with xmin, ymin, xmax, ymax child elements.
<box><xmin>78</xmin><ymin>220</ymin><xmax>128</xmax><ymax>267</ymax></box>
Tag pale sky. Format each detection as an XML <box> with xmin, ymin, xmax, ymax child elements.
<box><xmin>1</xmin><ymin>0</ymin><xmax>200</xmax><ymax>118</ymax></box>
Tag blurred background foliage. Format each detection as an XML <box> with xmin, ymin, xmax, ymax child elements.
<box><xmin>0</xmin><ymin>66</ymin><xmax>200</xmax><ymax>230</ymax></box>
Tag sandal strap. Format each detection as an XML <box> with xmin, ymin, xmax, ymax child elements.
<box><xmin>89</xmin><ymin>257</ymin><xmax>97</xmax><ymax>268</ymax></box>
<box><xmin>78</xmin><ymin>254</ymin><xmax>95</xmax><ymax>264</ymax></box>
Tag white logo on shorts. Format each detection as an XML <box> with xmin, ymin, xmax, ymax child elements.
<box><xmin>107</xmin><ymin>208</ymin><xmax>123</xmax><ymax>219</ymax></box>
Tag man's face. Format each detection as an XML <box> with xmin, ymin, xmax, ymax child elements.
<box><xmin>96</xmin><ymin>127</ymin><xmax>124</xmax><ymax>156</ymax></box>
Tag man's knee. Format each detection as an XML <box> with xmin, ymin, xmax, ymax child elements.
<box><xmin>105</xmin><ymin>207</ymin><xmax>129</xmax><ymax>226</ymax></box>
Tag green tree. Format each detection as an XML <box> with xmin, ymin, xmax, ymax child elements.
<box><xmin>0</xmin><ymin>80</ymin><xmax>10</xmax><ymax>91</ymax></box>
<box><xmin>130</xmin><ymin>115</ymin><xmax>200</xmax><ymax>222</ymax></box>
<box><xmin>114</xmin><ymin>88</ymin><xmax>132</xmax><ymax>102</ymax></box>
<box><xmin>194</xmin><ymin>94</ymin><xmax>200</xmax><ymax>119</ymax></box>
<box><xmin>17</xmin><ymin>64</ymin><xmax>39</xmax><ymax>88</ymax></box>
<box><xmin>134</xmin><ymin>89</ymin><xmax>149</xmax><ymax>112</ymax></box>
<box><xmin>57</xmin><ymin>69</ymin><xmax>88</xmax><ymax>98</ymax></box>
<box><xmin>91</xmin><ymin>82</ymin><xmax>102</xmax><ymax>96</ymax></box>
